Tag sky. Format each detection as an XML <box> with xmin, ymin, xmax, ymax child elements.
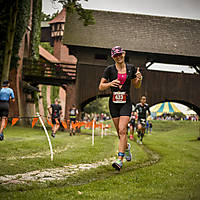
<box><xmin>42</xmin><ymin>0</ymin><xmax>200</xmax><ymax>20</ymax></box>
<box><xmin>42</xmin><ymin>0</ymin><xmax>199</xmax><ymax>113</ymax></box>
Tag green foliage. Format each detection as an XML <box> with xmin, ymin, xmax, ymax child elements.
<box><xmin>0</xmin><ymin>0</ymin><xmax>31</xmax><ymax>69</ymax></box>
<box><xmin>84</xmin><ymin>97</ymin><xmax>109</xmax><ymax>114</ymax></box>
<box><xmin>53</xmin><ymin>0</ymin><xmax>95</xmax><ymax>26</ymax></box>
<box><xmin>10</xmin><ymin>0</ymin><xmax>31</xmax><ymax>68</ymax></box>
<box><xmin>0</xmin><ymin>3</ymin><xmax>9</xmax><ymax>69</ymax></box>
<box><xmin>50</xmin><ymin>86</ymin><xmax>60</xmax><ymax>103</ymax></box>
<box><xmin>41</xmin><ymin>11</ymin><xmax>60</xmax><ymax>21</ymax></box>
<box><xmin>171</xmin><ymin>112</ymin><xmax>186</xmax><ymax>119</ymax></box>
<box><xmin>34</xmin><ymin>91</ymin><xmax>40</xmax><ymax>113</ymax></box>
<box><xmin>41</xmin><ymin>85</ymin><xmax>48</xmax><ymax>116</ymax></box>
<box><xmin>40</xmin><ymin>42</ymin><xmax>54</xmax><ymax>54</ymax></box>
<box><xmin>31</xmin><ymin>0</ymin><xmax>42</xmax><ymax>60</ymax></box>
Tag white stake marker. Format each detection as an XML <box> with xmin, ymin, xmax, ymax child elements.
<box><xmin>37</xmin><ymin>113</ymin><xmax>53</xmax><ymax>161</ymax></box>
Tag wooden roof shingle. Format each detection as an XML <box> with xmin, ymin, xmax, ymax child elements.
<box><xmin>63</xmin><ymin>10</ymin><xmax>200</xmax><ymax>57</ymax></box>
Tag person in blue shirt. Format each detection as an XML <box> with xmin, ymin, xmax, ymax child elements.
<box><xmin>0</xmin><ymin>80</ymin><xmax>15</xmax><ymax>141</ymax></box>
<box><xmin>146</xmin><ymin>120</ymin><xmax>149</xmax><ymax>134</ymax></box>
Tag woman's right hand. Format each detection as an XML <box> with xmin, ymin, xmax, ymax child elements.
<box><xmin>110</xmin><ymin>79</ymin><xmax>120</xmax><ymax>87</ymax></box>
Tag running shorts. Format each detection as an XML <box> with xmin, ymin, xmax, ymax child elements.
<box><xmin>138</xmin><ymin>118</ymin><xmax>146</xmax><ymax>128</ymax></box>
<box><xmin>109</xmin><ymin>97</ymin><xmax>132</xmax><ymax>118</ymax></box>
<box><xmin>0</xmin><ymin>102</ymin><xmax>9</xmax><ymax>117</ymax></box>
<box><xmin>70</xmin><ymin>118</ymin><xmax>76</xmax><ymax>124</ymax></box>
<box><xmin>52</xmin><ymin>117</ymin><xmax>60</xmax><ymax>125</ymax></box>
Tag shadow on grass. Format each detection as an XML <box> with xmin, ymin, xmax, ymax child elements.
<box><xmin>188</xmin><ymin>139</ymin><xmax>200</xmax><ymax>142</ymax></box>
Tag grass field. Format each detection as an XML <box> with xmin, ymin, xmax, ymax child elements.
<box><xmin>0</xmin><ymin>120</ymin><xmax>200</xmax><ymax>200</ymax></box>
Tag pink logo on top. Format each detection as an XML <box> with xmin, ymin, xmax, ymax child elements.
<box><xmin>111</xmin><ymin>46</ymin><xmax>124</xmax><ymax>57</ymax></box>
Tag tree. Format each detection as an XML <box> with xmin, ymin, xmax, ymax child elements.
<box><xmin>52</xmin><ymin>0</ymin><xmax>95</xmax><ymax>26</ymax></box>
<box><xmin>41</xmin><ymin>11</ymin><xmax>60</xmax><ymax>21</ymax></box>
<box><xmin>0</xmin><ymin>0</ymin><xmax>31</xmax><ymax>84</ymax></box>
<box><xmin>84</xmin><ymin>97</ymin><xmax>109</xmax><ymax>115</ymax></box>
<box><xmin>1</xmin><ymin>0</ymin><xmax>18</xmax><ymax>84</ymax></box>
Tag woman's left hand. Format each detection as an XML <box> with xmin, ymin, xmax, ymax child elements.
<box><xmin>135</xmin><ymin>67</ymin><xmax>142</xmax><ymax>80</ymax></box>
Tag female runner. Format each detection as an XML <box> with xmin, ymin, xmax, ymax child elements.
<box><xmin>99</xmin><ymin>46</ymin><xmax>142</xmax><ymax>170</ymax></box>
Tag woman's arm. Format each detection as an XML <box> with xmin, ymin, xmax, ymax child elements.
<box><xmin>99</xmin><ymin>78</ymin><xmax>120</xmax><ymax>91</ymax></box>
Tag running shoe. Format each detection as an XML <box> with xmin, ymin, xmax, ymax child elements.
<box><xmin>125</xmin><ymin>143</ymin><xmax>132</xmax><ymax>161</ymax></box>
<box><xmin>140</xmin><ymin>141</ymin><xmax>143</xmax><ymax>145</ymax></box>
<box><xmin>137</xmin><ymin>139</ymin><xmax>140</xmax><ymax>143</ymax></box>
<box><xmin>112</xmin><ymin>159</ymin><xmax>123</xmax><ymax>171</ymax></box>
<box><xmin>51</xmin><ymin>132</ymin><xmax>55</xmax><ymax>138</ymax></box>
<box><xmin>0</xmin><ymin>133</ymin><xmax>4</xmax><ymax>141</ymax></box>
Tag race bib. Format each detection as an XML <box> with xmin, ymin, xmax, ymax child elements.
<box><xmin>70</xmin><ymin>109</ymin><xmax>75</xmax><ymax>115</ymax></box>
<box><xmin>112</xmin><ymin>92</ymin><xmax>126</xmax><ymax>103</ymax></box>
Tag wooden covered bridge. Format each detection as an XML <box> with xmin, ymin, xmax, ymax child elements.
<box><xmin>62</xmin><ymin>10</ymin><xmax>200</xmax><ymax>116</ymax></box>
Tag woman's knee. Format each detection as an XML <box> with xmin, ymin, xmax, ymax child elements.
<box><xmin>118</xmin><ymin>126</ymin><xmax>127</xmax><ymax>136</ymax></box>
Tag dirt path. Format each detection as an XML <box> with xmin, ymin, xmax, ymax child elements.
<box><xmin>0</xmin><ymin>143</ymin><xmax>160</xmax><ymax>185</ymax></box>
<box><xmin>0</xmin><ymin>157</ymin><xmax>116</xmax><ymax>185</ymax></box>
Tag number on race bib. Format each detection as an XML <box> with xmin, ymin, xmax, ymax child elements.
<box><xmin>112</xmin><ymin>92</ymin><xmax>126</xmax><ymax>103</ymax></box>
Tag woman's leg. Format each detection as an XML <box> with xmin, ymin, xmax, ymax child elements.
<box><xmin>118</xmin><ymin>116</ymin><xmax>130</xmax><ymax>161</ymax></box>
<box><xmin>111</xmin><ymin>116</ymin><xmax>129</xmax><ymax>166</ymax></box>
<box><xmin>137</xmin><ymin>123</ymin><xmax>142</xmax><ymax>142</ymax></box>
<box><xmin>112</xmin><ymin>115</ymin><xmax>131</xmax><ymax>170</ymax></box>
<box><xmin>112</xmin><ymin>117</ymin><xmax>120</xmax><ymax>137</ymax></box>
<box><xmin>0</xmin><ymin>117</ymin><xmax>6</xmax><ymax>133</ymax></box>
<box><xmin>54</xmin><ymin>124</ymin><xmax>60</xmax><ymax>133</ymax></box>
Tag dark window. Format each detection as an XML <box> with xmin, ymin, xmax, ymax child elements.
<box><xmin>95</xmin><ymin>54</ymin><xmax>108</xmax><ymax>60</ymax></box>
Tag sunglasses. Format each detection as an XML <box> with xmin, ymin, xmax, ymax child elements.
<box><xmin>113</xmin><ymin>53</ymin><xmax>123</xmax><ymax>58</ymax></box>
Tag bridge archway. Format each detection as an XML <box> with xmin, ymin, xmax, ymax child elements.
<box><xmin>150</xmin><ymin>100</ymin><xmax>199</xmax><ymax>116</ymax></box>
<box><xmin>80</xmin><ymin>94</ymin><xmax>199</xmax><ymax>117</ymax></box>
<box><xmin>80</xmin><ymin>94</ymin><xmax>109</xmax><ymax>112</ymax></box>
<box><xmin>75</xmin><ymin>63</ymin><xmax>200</xmax><ymax>117</ymax></box>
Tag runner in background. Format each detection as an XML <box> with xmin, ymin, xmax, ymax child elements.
<box><xmin>69</xmin><ymin>104</ymin><xmax>78</xmax><ymax>136</ymax></box>
<box><xmin>0</xmin><ymin>80</ymin><xmax>15</xmax><ymax>141</ymax></box>
<box><xmin>129</xmin><ymin>111</ymin><xmax>136</xmax><ymax>140</ymax></box>
<box><xmin>48</xmin><ymin>98</ymin><xmax>62</xmax><ymax>138</ymax></box>
<box><xmin>134</xmin><ymin>96</ymin><xmax>151</xmax><ymax>144</ymax></box>
<box><xmin>99</xmin><ymin>46</ymin><xmax>143</xmax><ymax>171</ymax></box>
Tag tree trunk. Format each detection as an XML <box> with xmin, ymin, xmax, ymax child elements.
<box><xmin>1</xmin><ymin>0</ymin><xmax>18</xmax><ymax>84</ymax></box>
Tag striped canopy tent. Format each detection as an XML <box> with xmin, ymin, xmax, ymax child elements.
<box><xmin>150</xmin><ymin>102</ymin><xmax>181</xmax><ymax>117</ymax></box>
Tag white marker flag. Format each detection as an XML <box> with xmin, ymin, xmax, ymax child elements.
<box><xmin>37</xmin><ymin>113</ymin><xmax>54</xmax><ymax>161</ymax></box>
